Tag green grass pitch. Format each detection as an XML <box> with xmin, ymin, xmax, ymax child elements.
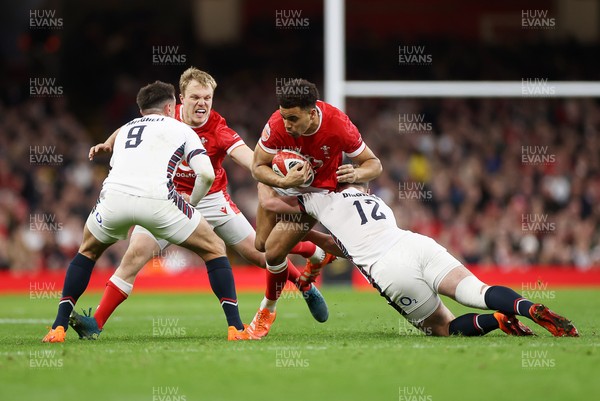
<box><xmin>1</xmin><ymin>288</ymin><xmax>598</xmax><ymax>401</ymax></box>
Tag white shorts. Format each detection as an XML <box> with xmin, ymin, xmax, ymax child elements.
<box><xmin>367</xmin><ymin>232</ymin><xmax>462</xmax><ymax>323</ymax></box>
<box><xmin>132</xmin><ymin>190</ymin><xmax>254</xmax><ymax>250</ymax></box>
<box><xmin>86</xmin><ymin>189</ymin><xmax>201</xmax><ymax>245</ymax></box>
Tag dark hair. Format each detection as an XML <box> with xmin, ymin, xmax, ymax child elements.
<box><xmin>336</xmin><ymin>181</ymin><xmax>369</xmax><ymax>192</ymax></box>
<box><xmin>276</xmin><ymin>79</ymin><xmax>319</xmax><ymax>110</ymax></box>
<box><xmin>136</xmin><ymin>80</ymin><xmax>176</xmax><ymax>111</ymax></box>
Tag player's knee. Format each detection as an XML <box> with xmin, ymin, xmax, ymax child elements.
<box><xmin>254</xmin><ymin>236</ymin><xmax>266</xmax><ymax>253</ymax></box>
<box><xmin>130</xmin><ymin>245</ymin><xmax>153</xmax><ymax>264</ymax></box>
<box><xmin>78</xmin><ymin>241</ymin><xmax>108</xmax><ymax>261</ymax></box>
<box><xmin>233</xmin><ymin>240</ymin><xmax>266</xmax><ymax>268</ymax></box>
<box><xmin>415</xmin><ymin>302</ymin><xmax>455</xmax><ymax>336</ymax></box>
<box><xmin>429</xmin><ymin>323</ymin><xmax>451</xmax><ymax>337</ymax></box>
<box><xmin>205</xmin><ymin>238</ymin><xmax>226</xmax><ymax>257</ymax></box>
<box><xmin>247</xmin><ymin>249</ymin><xmax>266</xmax><ymax>268</ymax></box>
<box><xmin>415</xmin><ymin>318</ymin><xmax>452</xmax><ymax>337</ymax></box>
<box><xmin>265</xmin><ymin>247</ymin><xmax>287</xmax><ymax>267</ymax></box>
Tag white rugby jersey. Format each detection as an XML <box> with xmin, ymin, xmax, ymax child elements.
<box><xmin>102</xmin><ymin>114</ymin><xmax>206</xmax><ymax>199</ymax></box>
<box><xmin>299</xmin><ymin>187</ymin><xmax>409</xmax><ymax>269</ymax></box>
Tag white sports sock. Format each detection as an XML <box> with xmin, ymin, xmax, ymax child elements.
<box><xmin>260</xmin><ymin>297</ymin><xmax>277</xmax><ymax>312</ymax></box>
<box><xmin>309</xmin><ymin>247</ymin><xmax>326</xmax><ymax>264</ymax></box>
<box><xmin>266</xmin><ymin>260</ymin><xmax>288</xmax><ymax>273</ymax></box>
<box><xmin>454</xmin><ymin>275</ymin><xmax>489</xmax><ymax>309</ymax></box>
<box><xmin>109</xmin><ymin>275</ymin><xmax>133</xmax><ymax>296</ymax></box>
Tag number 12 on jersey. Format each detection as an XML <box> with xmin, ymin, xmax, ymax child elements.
<box><xmin>352</xmin><ymin>198</ymin><xmax>387</xmax><ymax>225</ymax></box>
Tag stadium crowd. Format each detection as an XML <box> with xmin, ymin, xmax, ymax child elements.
<box><xmin>2</xmin><ymin>5</ymin><xmax>600</xmax><ymax>271</ymax></box>
<box><xmin>1</xmin><ymin>91</ymin><xmax>599</xmax><ymax>272</ymax></box>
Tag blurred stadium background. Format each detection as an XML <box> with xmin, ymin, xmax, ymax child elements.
<box><xmin>1</xmin><ymin>0</ymin><xmax>600</xmax><ymax>290</ymax></box>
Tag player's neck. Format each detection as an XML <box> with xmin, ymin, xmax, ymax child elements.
<box><xmin>141</xmin><ymin>110</ymin><xmax>166</xmax><ymax>117</ymax></box>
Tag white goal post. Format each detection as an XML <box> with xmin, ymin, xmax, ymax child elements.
<box><xmin>324</xmin><ymin>0</ymin><xmax>600</xmax><ymax>111</ymax></box>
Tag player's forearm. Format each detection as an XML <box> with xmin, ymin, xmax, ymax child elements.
<box><xmin>303</xmin><ymin>230</ymin><xmax>345</xmax><ymax>258</ymax></box>
<box><xmin>189</xmin><ymin>172</ymin><xmax>214</xmax><ymax>206</ymax></box>
<box><xmin>188</xmin><ymin>156</ymin><xmax>215</xmax><ymax>205</ymax></box>
<box><xmin>89</xmin><ymin>128</ymin><xmax>119</xmax><ymax>160</ymax></box>
<box><xmin>354</xmin><ymin>157</ymin><xmax>383</xmax><ymax>183</ymax></box>
<box><xmin>252</xmin><ymin>164</ymin><xmax>287</xmax><ymax>188</ymax></box>
<box><xmin>257</xmin><ymin>184</ymin><xmax>300</xmax><ymax>214</ymax></box>
<box><xmin>104</xmin><ymin>129</ymin><xmax>119</xmax><ymax>148</ymax></box>
<box><xmin>230</xmin><ymin>145</ymin><xmax>254</xmax><ymax>172</ymax></box>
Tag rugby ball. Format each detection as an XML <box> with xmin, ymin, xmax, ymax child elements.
<box><xmin>272</xmin><ymin>150</ymin><xmax>314</xmax><ymax>187</ymax></box>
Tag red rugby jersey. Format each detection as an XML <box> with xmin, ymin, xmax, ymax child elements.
<box><xmin>259</xmin><ymin>100</ymin><xmax>365</xmax><ymax>191</ymax></box>
<box><xmin>173</xmin><ymin>104</ymin><xmax>245</xmax><ymax>195</ymax></box>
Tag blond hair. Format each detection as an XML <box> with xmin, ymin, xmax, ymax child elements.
<box><xmin>179</xmin><ymin>67</ymin><xmax>217</xmax><ymax>95</ymax></box>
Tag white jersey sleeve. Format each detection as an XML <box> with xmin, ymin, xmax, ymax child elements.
<box><xmin>300</xmin><ymin>188</ymin><xmax>408</xmax><ymax>269</ymax></box>
<box><xmin>182</xmin><ymin>129</ymin><xmax>207</xmax><ymax>166</ymax></box>
<box><xmin>102</xmin><ymin>115</ymin><xmax>206</xmax><ymax>199</ymax></box>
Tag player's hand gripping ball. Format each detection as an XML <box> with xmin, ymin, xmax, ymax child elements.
<box><xmin>272</xmin><ymin>150</ymin><xmax>314</xmax><ymax>187</ymax></box>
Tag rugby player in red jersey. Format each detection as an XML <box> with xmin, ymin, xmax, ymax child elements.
<box><xmin>246</xmin><ymin>79</ymin><xmax>383</xmax><ymax>338</ymax></box>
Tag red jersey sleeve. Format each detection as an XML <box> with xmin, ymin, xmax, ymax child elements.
<box><xmin>259</xmin><ymin>111</ymin><xmax>288</xmax><ymax>154</ymax></box>
<box><xmin>212</xmin><ymin>112</ymin><xmax>245</xmax><ymax>154</ymax></box>
<box><xmin>340</xmin><ymin>115</ymin><xmax>365</xmax><ymax>157</ymax></box>
<box><xmin>219</xmin><ymin>125</ymin><xmax>245</xmax><ymax>154</ymax></box>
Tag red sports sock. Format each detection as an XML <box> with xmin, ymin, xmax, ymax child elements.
<box><xmin>265</xmin><ymin>263</ymin><xmax>288</xmax><ymax>301</ymax></box>
<box><xmin>286</xmin><ymin>260</ymin><xmax>301</xmax><ymax>284</ymax></box>
<box><xmin>290</xmin><ymin>241</ymin><xmax>317</xmax><ymax>258</ymax></box>
<box><xmin>94</xmin><ymin>281</ymin><xmax>129</xmax><ymax>329</ymax></box>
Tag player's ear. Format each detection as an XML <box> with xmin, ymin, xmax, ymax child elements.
<box><xmin>164</xmin><ymin>102</ymin><xmax>171</xmax><ymax>116</ymax></box>
<box><xmin>179</xmin><ymin>93</ymin><xmax>184</xmax><ymax>103</ymax></box>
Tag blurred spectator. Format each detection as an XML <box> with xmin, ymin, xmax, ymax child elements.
<box><xmin>2</xmin><ymin>92</ymin><xmax>599</xmax><ymax>271</ymax></box>
<box><xmin>2</xmin><ymin>30</ymin><xmax>600</xmax><ymax>271</ymax></box>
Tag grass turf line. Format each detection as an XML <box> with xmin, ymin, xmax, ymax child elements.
<box><xmin>0</xmin><ymin>289</ymin><xmax>598</xmax><ymax>401</ymax></box>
